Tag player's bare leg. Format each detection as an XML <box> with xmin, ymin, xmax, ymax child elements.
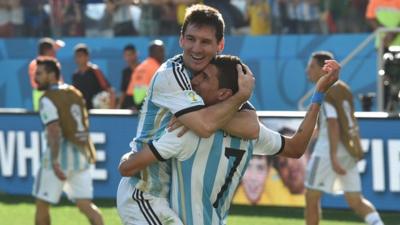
<box><xmin>35</xmin><ymin>199</ymin><xmax>50</xmax><ymax>225</ymax></box>
<box><xmin>305</xmin><ymin>189</ymin><xmax>322</xmax><ymax>225</ymax></box>
<box><xmin>76</xmin><ymin>199</ymin><xmax>104</xmax><ymax>225</ymax></box>
<box><xmin>345</xmin><ymin>192</ymin><xmax>384</xmax><ymax>225</ymax></box>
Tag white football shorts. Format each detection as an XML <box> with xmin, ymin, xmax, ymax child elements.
<box><xmin>117</xmin><ymin>177</ymin><xmax>183</xmax><ymax>225</ymax></box>
<box><xmin>305</xmin><ymin>149</ymin><xmax>361</xmax><ymax>194</ymax></box>
<box><xmin>32</xmin><ymin>167</ymin><xmax>93</xmax><ymax>204</ymax></box>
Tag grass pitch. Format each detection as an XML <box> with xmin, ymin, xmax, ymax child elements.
<box><xmin>1</xmin><ymin>195</ymin><xmax>398</xmax><ymax>225</ymax></box>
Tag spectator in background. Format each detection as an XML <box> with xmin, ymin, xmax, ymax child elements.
<box><xmin>138</xmin><ymin>0</ymin><xmax>163</xmax><ymax>36</ymax></box>
<box><xmin>0</xmin><ymin>1</ymin><xmax>13</xmax><ymax>37</ymax></box>
<box><xmin>176</xmin><ymin>0</ymin><xmax>199</xmax><ymax>27</ymax></box>
<box><xmin>118</xmin><ymin>44</ymin><xmax>139</xmax><ymax>109</ymax></box>
<box><xmin>204</xmin><ymin>0</ymin><xmax>247</xmax><ymax>34</ymax></box>
<box><xmin>72</xmin><ymin>43</ymin><xmax>116</xmax><ymax>109</ymax></box>
<box><xmin>320</xmin><ymin>0</ymin><xmax>368</xmax><ymax>34</ymax></box>
<box><xmin>61</xmin><ymin>0</ymin><xmax>84</xmax><ymax>36</ymax></box>
<box><xmin>126</xmin><ymin>39</ymin><xmax>165</xmax><ymax>110</ymax></box>
<box><xmin>245</xmin><ymin>0</ymin><xmax>271</xmax><ymax>35</ymax></box>
<box><xmin>366</xmin><ymin>0</ymin><xmax>400</xmax><ymax>50</ymax></box>
<box><xmin>270</xmin><ymin>0</ymin><xmax>289</xmax><ymax>34</ymax></box>
<box><xmin>159</xmin><ymin>1</ymin><xmax>180</xmax><ymax>35</ymax></box>
<box><xmin>286</xmin><ymin>0</ymin><xmax>321</xmax><ymax>34</ymax></box>
<box><xmin>32</xmin><ymin>58</ymin><xmax>104</xmax><ymax>225</ymax></box>
<box><xmin>28</xmin><ymin>37</ymin><xmax>65</xmax><ymax>111</ymax></box>
<box><xmin>106</xmin><ymin>0</ymin><xmax>138</xmax><ymax>36</ymax></box>
<box><xmin>22</xmin><ymin>0</ymin><xmax>50</xmax><ymax>37</ymax></box>
<box><xmin>9</xmin><ymin>0</ymin><xmax>24</xmax><ymax>37</ymax></box>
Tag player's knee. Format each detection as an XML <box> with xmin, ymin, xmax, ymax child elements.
<box><xmin>347</xmin><ymin>197</ymin><xmax>363</xmax><ymax>210</ymax></box>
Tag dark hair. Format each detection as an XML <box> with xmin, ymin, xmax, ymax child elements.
<box><xmin>74</xmin><ymin>43</ymin><xmax>89</xmax><ymax>55</ymax></box>
<box><xmin>36</xmin><ymin>58</ymin><xmax>61</xmax><ymax>80</ymax></box>
<box><xmin>181</xmin><ymin>4</ymin><xmax>225</xmax><ymax>43</ymax></box>
<box><xmin>311</xmin><ymin>51</ymin><xmax>334</xmax><ymax>67</ymax></box>
<box><xmin>124</xmin><ymin>44</ymin><xmax>136</xmax><ymax>52</ymax></box>
<box><xmin>210</xmin><ymin>55</ymin><xmax>242</xmax><ymax>94</ymax></box>
<box><xmin>38</xmin><ymin>39</ymin><xmax>54</xmax><ymax>55</ymax></box>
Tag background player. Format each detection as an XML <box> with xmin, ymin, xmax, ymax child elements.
<box><xmin>32</xmin><ymin>58</ymin><xmax>104</xmax><ymax>225</ymax></box>
<box><xmin>304</xmin><ymin>51</ymin><xmax>384</xmax><ymax>225</ymax></box>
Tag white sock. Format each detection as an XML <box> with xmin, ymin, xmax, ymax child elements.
<box><xmin>364</xmin><ymin>211</ymin><xmax>384</xmax><ymax>225</ymax></box>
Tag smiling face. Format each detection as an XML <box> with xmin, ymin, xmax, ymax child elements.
<box><xmin>180</xmin><ymin>23</ymin><xmax>224</xmax><ymax>74</ymax></box>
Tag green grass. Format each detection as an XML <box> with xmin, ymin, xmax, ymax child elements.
<box><xmin>1</xmin><ymin>195</ymin><xmax>399</xmax><ymax>225</ymax></box>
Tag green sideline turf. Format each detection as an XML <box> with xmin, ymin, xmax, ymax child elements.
<box><xmin>0</xmin><ymin>195</ymin><xmax>398</xmax><ymax>225</ymax></box>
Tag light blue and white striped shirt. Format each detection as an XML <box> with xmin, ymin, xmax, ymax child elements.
<box><xmin>128</xmin><ymin>54</ymin><xmax>205</xmax><ymax>198</ymax></box>
<box><xmin>149</xmin><ymin>124</ymin><xmax>284</xmax><ymax>225</ymax></box>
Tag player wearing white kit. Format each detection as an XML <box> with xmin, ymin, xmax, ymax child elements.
<box><xmin>32</xmin><ymin>58</ymin><xmax>103</xmax><ymax>225</ymax></box>
<box><xmin>120</xmin><ymin>55</ymin><xmax>341</xmax><ymax>225</ymax></box>
<box><xmin>116</xmin><ymin>5</ymin><xmax>258</xmax><ymax>225</ymax></box>
<box><xmin>304</xmin><ymin>51</ymin><xmax>384</xmax><ymax>225</ymax></box>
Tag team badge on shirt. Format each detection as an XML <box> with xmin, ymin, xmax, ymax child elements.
<box><xmin>186</xmin><ymin>91</ymin><xmax>201</xmax><ymax>103</ymax></box>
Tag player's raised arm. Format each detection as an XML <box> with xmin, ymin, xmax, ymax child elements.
<box><xmin>279</xmin><ymin>60</ymin><xmax>340</xmax><ymax>158</ymax></box>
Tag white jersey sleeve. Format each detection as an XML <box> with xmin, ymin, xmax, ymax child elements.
<box><xmin>322</xmin><ymin>102</ymin><xmax>338</xmax><ymax>119</ymax></box>
<box><xmin>39</xmin><ymin>97</ymin><xmax>59</xmax><ymax>125</ymax></box>
<box><xmin>150</xmin><ymin>64</ymin><xmax>205</xmax><ymax>116</ymax></box>
<box><xmin>149</xmin><ymin>129</ymin><xmax>200</xmax><ymax>161</ymax></box>
<box><xmin>253</xmin><ymin>123</ymin><xmax>284</xmax><ymax>155</ymax></box>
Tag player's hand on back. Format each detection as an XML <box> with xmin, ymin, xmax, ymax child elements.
<box><xmin>168</xmin><ymin>116</ymin><xmax>190</xmax><ymax>137</ymax></box>
<box><xmin>316</xmin><ymin>60</ymin><xmax>340</xmax><ymax>93</ymax></box>
<box><xmin>236</xmin><ymin>63</ymin><xmax>255</xmax><ymax>102</ymax></box>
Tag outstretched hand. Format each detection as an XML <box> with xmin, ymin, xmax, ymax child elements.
<box><xmin>236</xmin><ymin>63</ymin><xmax>255</xmax><ymax>102</ymax></box>
<box><xmin>316</xmin><ymin>60</ymin><xmax>340</xmax><ymax>93</ymax></box>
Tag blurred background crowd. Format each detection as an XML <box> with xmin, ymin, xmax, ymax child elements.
<box><xmin>0</xmin><ymin>0</ymin><xmax>374</xmax><ymax>38</ymax></box>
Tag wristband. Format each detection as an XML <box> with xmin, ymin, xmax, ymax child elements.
<box><xmin>311</xmin><ymin>91</ymin><xmax>325</xmax><ymax>105</ymax></box>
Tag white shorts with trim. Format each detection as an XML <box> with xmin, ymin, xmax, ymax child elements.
<box><xmin>32</xmin><ymin>167</ymin><xmax>93</xmax><ymax>204</ymax></box>
<box><xmin>117</xmin><ymin>177</ymin><xmax>183</xmax><ymax>225</ymax></box>
<box><xmin>304</xmin><ymin>152</ymin><xmax>361</xmax><ymax>194</ymax></box>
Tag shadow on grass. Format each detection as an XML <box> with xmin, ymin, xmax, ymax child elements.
<box><xmin>2</xmin><ymin>194</ymin><xmax>399</xmax><ymax>224</ymax></box>
<box><xmin>230</xmin><ymin>204</ymin><xmax>400</xmax><ymax>225</ymax></box>
<box><xmin>0</xmin><ymin>194</ymin><xmax>115</xmax><ymax>208</ymax></box>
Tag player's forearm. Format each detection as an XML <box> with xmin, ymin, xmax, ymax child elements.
<box><xmin>119</xmin><ymin>148</ymin><xmax>158</xmax><ymax>177</ymax></box>
<box><xmin>181</xmin><ymin>94</ymin><xmax>245</xmax><ymax>138</ymax></box>
<box><xmin>282</xmin><ymin>103</ymin><xmax>320</xmax><ymax>158</ymax></box>
<box><xmin>47</xmin><ymin>124</ymin><xmax>62</xmax><ymax>163</ymax></box>
<box><xmin>221</xmin><ymin>110</ymin><xmax>259</xmax><ymax>139</ymax></box>
<box><xmin>119</xmin><ymin>153</ymin><xmax>142</xmax><ymax>176</ymax></box>
<box><xmin>327</xmin><ymin>119</ymin><xmax>340</xmax><ymax>162</ymax></box>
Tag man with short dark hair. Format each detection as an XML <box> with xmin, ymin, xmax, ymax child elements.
<box><xmin>304</xmin><ymin>51</ymin><xmax>384</xmax><ymax>225</ymax></box>
<box><xmin>125</xmin><ymin>39</ymin><xmax>165</xmax><ymax>110</ymax></box>
<box><xmin>32</xmin><ymin>58</ymin><xmax>104</xmax><ymax>225</ymax></box>
<box><xmin>118</xmin><ymin>44</ymin><xmax>138</xmax><ymax>109</ymax></box>
<box><xmin>72</xmin><ymin>43</ymin><xmax>116</xmax><ymax>109</ymax></box>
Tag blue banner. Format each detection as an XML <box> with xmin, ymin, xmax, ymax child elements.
<box><xmin>0</xmin><ymin>111</ymin><xmax>398</xmax><ymax>211</ymax></box>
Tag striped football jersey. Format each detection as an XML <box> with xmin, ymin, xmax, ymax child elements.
<box><xmin>128</xmin><ymin>54</ymin><xmax>205</xmax><ymax>198</ymax></box>
<box><xmin>149</xmin><ymin>124</ymin><xmax>283</xmax><ymax>225</ymax></box>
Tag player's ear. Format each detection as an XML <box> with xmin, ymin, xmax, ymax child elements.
<box><xmin>217</xmin><ymin>38</ymin><xmax>224</xmax><ymax>54</ymax></box>
<box><xmin>218</xmin><ymin>88</ymin><xmax>232</xmax><ymax>101</ymax></box>
<box><xmin>179</xmin><ymin>34</ymin><xmax>184</xmax><ymax>48</ymax></box>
